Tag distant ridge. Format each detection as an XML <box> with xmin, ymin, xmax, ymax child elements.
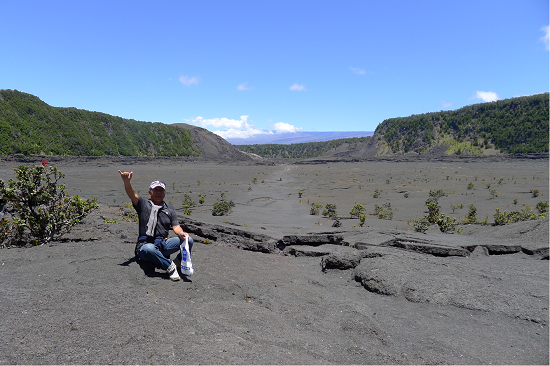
<box><xmin>226</xmin><ymin>131</ymin><xmax>373</xmax><ymax>145</ymax></box>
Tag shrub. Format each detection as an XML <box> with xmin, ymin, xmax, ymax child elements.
<box><xmin>426</xmin><ymin>202</ymin><xmax>440</xmax><ymax>224</ymax></box>
<box><xmin>412</xmin><ymin>216</ymin><xmax>430</xmax><ymax>233</ymax></box>
<box><xmin>212</xmin><ymin>201</ymin><xmax>232</xmax><ymax>216</ymax></box>
<box><xmin>467</xmin><ymin>182</ymin><xmax>474</xmax><ymax>190</ymax></box>
<box><xmin>181</xmin><ymin>194</ymin><xmax>196</xmax><ymax>209</ymax></box>
<box><xmin>322</xmin><ymin>203</ymin><xmax>338</xmax><ymax>218</ymax></box>
<box><xmin>359</xmin><ymin>213</ymin><xmax>366</xmax><ymax>227</ymax></box>
<box><xmin>349</xmin><ymin>203</ymin><xmax>365</xmax><ymax>218</ymax></box>
<box><xmin>0</xmin><ymin>165</ymin><xmax>98</xmax><ymax>246</ymax></box>
<box><xmin>450</xmin><ymin>203</ymin><xmax>464</xmax><ymax>213</ymax></box>
<box><xmin>0</xmin><ymin>218</ymin><xmax>16</xmax><ymax>247</ymax></box>
<box><xmin>536</xmin><ymin>201</ymin><xmax>549</xmax><ymax>213</ymax></box>
<box><xmin>466</xmin><ymin>204</ymin><xmax>478</xmax><ymax>223</ymax></box>
<box><xmin>489</xmin><ymin>189</ymin><xmax>499</xmax><ymax>198</ymax></box>
<box><xmin>436</xmin><ymin>214</ymin><xmax>458</xmax><ymax>233</ymax></box>
<box><xmin>429</xmin><ymin>189</ymin><xmax>448</xmax><ymax>200</ymax></box>
<box><xmin>425</xmin><ymin>196</ymin><xmax>439</xmax><ymax>206</ymax></box>
<box><xmin>373</xmin><ymin>203</ymin><xmax>393</xmax><ymax>220</ymax></box>
<box><xmin>493</xmin><ymin>207</ymin><xmax>543</xmax><ymax>225</ymax></box>
<box><xmin>310</xmin><ymin>203</ymin><xmax>322</xmax><ymax>215</ymax></box>
<box><xmin>530</xmin><ymin>189</ymin><xmax>540</xmax><ymax>198</ymax></box>
<box><xmin>373</xmin><ymin>188</ymin><xmax>382</xmax><ymax>198</ymax></box>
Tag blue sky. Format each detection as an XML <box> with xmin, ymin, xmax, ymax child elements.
<box><xmin>1</xmin><ymin>0</ymin><xmax>548</xmax><ymax>141</ymax></box>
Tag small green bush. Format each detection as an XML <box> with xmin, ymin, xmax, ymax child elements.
<box><xmin>426</xmin><ymin>203</ymin><xmax>440</xmax><ymax>224</ymax></box>
<box><xmin>467</xmin><ymin>182</ymin><xmax>474</xmax><ymax>190</ymax></box>
<box><xmin>350</xmin><ymin>203</ymin><xmax>365</xmax><ymax>218</ymax></box>
<box><xmin>493</xmin><ymin>207</ymin><xmax>544</xmax><ymax>225</ymax></box>
<box><xmin>412</xmin><ymin>216</ymin><xmax>430</xmax><ymax>233</ymax></box>
<box><xmin>373</xmin><ymin>203</ymin><xmax>393</xmax><ymax>220</ymax></box>
<box><xmin>450</xmin><ymin>203</ymin><xmax>464</xmax><ymax>213</ymax></box>
<box><xmin>436</xmin><ymin>214</ymin><xmax>458</xmax><ymax>233</ymax></box>
<box><xmin>466</xmin><ymin>204</ymin><xmax>478</xmax><ymax>223</ymax></box>
<box><xmin>0</xmin><ymin>165</ymin><xmax>98</xmax><ymax>246</ymax></box>
<box><xmin>425</xmin><ymin>196</ymin><xmax>439</xmax><ymax>206</ymax></box>
<box><xmin>429</xmin><ymin>189</ymin><xmax>448</xmax><ymax>200</ymax></box>
<box><xmin>359</xmin><ymin>213</ymin><xmax>366</xmax><ymax>227</ymax></box>
<box><xmin>181</xmin><ymin>194</ymin><xmax>196</xmax><ymax>209</ymax></box>
<box><xmin>536</xmin><ymin>201</ymin><xmax>549</xmax><ymax>213</ymax></box>
<box><xmin>322</xmin><ymin>203</ymin><xmax>338</xmax><ymax>218</ymax></box>
<box><xmin>212</xmin><ymin>201</ymin><xmax>232</xmax><ymax>216</ymax></box>
<box><xmin>530</xmin><ymin>189</ymin><xmax>540</xmax><ymax>198</ymax></box>
<box><xmin>310</xmin><ymin>203</ymin><xmax>322</xmax><ymax>215</ymax></box>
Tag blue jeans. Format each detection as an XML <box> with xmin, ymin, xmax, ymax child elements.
<box><xmin>137</xmin><ymin>236</ymin><xmax>194</xmax><ymax>271</ymax></box>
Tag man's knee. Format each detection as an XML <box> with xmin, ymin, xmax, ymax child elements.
<box><xmin>138</xmin><ymin>243</ymin><xmax>156</xmax><ymax>258</ymax></box>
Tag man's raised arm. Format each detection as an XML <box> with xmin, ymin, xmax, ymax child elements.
<box><xmin>118</xmin><ymin>170</ymin><xmax>139</xmax><ymax>206</ymax></box>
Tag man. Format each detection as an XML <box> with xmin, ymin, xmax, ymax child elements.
<box><xmin>119</xmin><ymin>170</ymin><xmax>194</xmax><ymax>281</ymax></box>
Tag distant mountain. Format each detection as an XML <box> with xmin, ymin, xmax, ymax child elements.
<box><xmin>225</xmin><ymin>131</ymin><xmax>373</xmax><ymax>145</ymax></box>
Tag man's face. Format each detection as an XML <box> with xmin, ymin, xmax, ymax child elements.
<box><xmin>149</xmin><ymin>187</ymin><xmax>166</xmax><ymax>204</ymax></box>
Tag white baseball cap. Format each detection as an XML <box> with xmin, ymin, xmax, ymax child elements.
<box><xmin>149</xmin><ymin>181</ymin><xmax>166</xmax><ymax>190</ymax></box>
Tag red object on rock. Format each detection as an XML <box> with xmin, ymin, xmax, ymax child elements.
<box><xmin>41</xmin><ymin>160</ymin><xmax>48</xmax><ymax>167</ymax></box>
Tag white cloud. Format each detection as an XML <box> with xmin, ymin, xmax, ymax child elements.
<box><xmin>349</xmin><ymin>66</ymin><xmax>366</xmax><ymax>75</ymax></box>
<box><xmin>474</xmin><ymin>91</ymin><xmax>499</xmax><ymax>102</ymax></box>
<box><xmin>187</xmin><ymin>115</ymin><xmax>251</xmax><ymax>129</ymax></box>
<box><xmin>289</xmin><ymin>83</ymin><xmax>306</xmax><ymax>91</ymax></box>
<box><xmin>441</xmin><ymin>100</ymin><xmax>453</xmax><ymax>108</ymax></box>
<box><xmin>179</xmin><ymin>75</ymin><xmax>199</xmax><ymax>86</ymax></box>
<box><xmin>237</xmin><ymin>82</ymin><xmax>254</xmax><ymax>91</ymax></box>
<box><xmin>541</xmin><ymin>25</ymin><xmax>549</xmax><ymax>51</ymax></box>
<box><xmin>273</xmin><ymin>122</ymin><xmax>300</xmax><ymax>133</ymax></box>
<box><xmin>186</xmin><ymin>115</ymin><xmax>301</xmax><ymax>140</ymax></box>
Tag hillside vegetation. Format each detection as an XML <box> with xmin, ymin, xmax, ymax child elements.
<box><xmin>377</xmin><ymin>93</ymin><xmax>548</xmax><ymax>155</ymax></box>
<box><xmin>0</xmin><ymin>90</ymin><xmax>200</xmax><ymax>157</ymax></box>
<box><xmin>237</xmin><ymin>136</ymin><xmax>371</xmax><ymax>159</ymax></box>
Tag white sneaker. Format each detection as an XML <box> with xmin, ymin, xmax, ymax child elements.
<box><xmin>166</xmin><ymin>261</ymin><xmax>180</xmax><ymax>281</ymax></box>
<box><xmin>180</xmin><ymin>237</ymin><xmax>194</xmax><ymax>276</ymax></box>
